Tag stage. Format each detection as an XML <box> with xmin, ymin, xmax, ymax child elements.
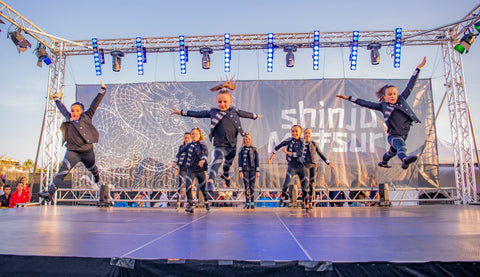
<box><xmin>1</xmin><ymin>205</ymin><xmax>480</xmax><ymax>276</ymax></box>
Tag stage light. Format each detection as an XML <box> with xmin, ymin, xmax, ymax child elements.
<box><xmin>224</xmin><ymin>33</ymin><xmax>231</xmax><ymax>72</ymax></box>
<box><xmin>350</xmin><ymin>31</ymin><xmax>359</xmax><ymax>70</ymax></box>
<box><xmin>283</xmin><ymin>45</ymin><xmax>297</xmax><ymax>67</ymax></box>
<box><xmin>92</xmin><ymin>38</ymin><xmax>103</xmax><ymax>76</ymax></box>
<box><xmin>312</xmin><ymin>30</ymin><xmax>320</xmax><ymax>70</ymax></box>
<box><xmin>35</xmin><ymin>43</ymin><xmax>52</xmax><ymax>67</ymax></box>
<box><xmin>179</xmin><ymin>35</ymin><xmax>187</xmax><ymax>74</ymax></box>
<box><xmin>0</xmin><ymin>18</ymin><xmax>4</xmax><ymax>32</ymax></box>
<box><xmin>9</xmin><ymin>29</ymin><xmax>32</xmax><ymax>53</ymax></box>
<box><xmin>367</xmin><ymin>43</ymin><xmax>381</xmax><ymax>65</ymax></box>
<box><xmin>111</xmin><ymin>50</ymin><xmax>124</xmax><ymax>72</ymax></box>
<box><xmin>267</xmin><ymin>33</ymin><xmax>274</xmax><ymax>72</ymax></box>
<box><xmin>393</xmin><ymin>28</ymin><xmax>402</xmax><ymax>68</ymax></box>
<box><xmin>454</xmin><ymin>32</ymin><xmax>476</xmax><ymax>54</ymax></box>
<box><xmin>200</xmin><ymin>47</ymin><xmax>213</xmax><ymax>69</ymax></box>
<box><xmin>136</xmin><ymin>37</ymin><xmax>146</xmax><ymax>75</ymax></box>
<box><xmin>475</xmin><ymin>22</ymin><xmax>480</xmax><ymax>33</ymax></box>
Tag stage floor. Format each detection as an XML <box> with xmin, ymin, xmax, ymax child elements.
<box><xmin>2</xmin><ymin>205</ymin><xmax>480</xmax><ymax>263</ymax></box>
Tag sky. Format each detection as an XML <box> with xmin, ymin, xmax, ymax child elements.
<box><xmin>0</xmin><ymin>0</ymin><xmax>479</xmax><ymax>163</ymax></box>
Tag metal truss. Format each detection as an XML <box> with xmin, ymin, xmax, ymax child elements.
<box><xmin>54</xmin><ymin>187</ymin><xmax>457</xmax><ymax>206</ymax></box>
<box><xmin>1</xmin><ymin>1</ymin><xmax>478</xmax><ymax>204</ymax></box>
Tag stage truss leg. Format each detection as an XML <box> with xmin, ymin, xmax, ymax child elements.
<box><xmin>442</xmin><ymin>35</ymin><xmax>477</xmax><ymax>204</ymax></box>
<box><xmin>39</xmin><ymin>42</ymin><xmax>66</xmax><ymax>197</ymax></box>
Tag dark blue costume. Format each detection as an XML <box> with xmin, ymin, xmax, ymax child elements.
<box><xmin>178</xmin><ymin>140</ymin><xmax>209</xmax><ymax>211</ymax></box>
<box><xmin>39</xmin><ymin>88</ymin><xmax>105</xmax><ymax>202</ymax></box>
<box><xmin>180</xmin><ymin>107</ymin><xmax>259</xmax><ymax>188</ymax></box>
<box><xmin>347</xmin><ymin>68</ymin><xmax>421</xmax><ymax>167</ymax></box>
<box><xmin>273</xmin><ymin>137</ymin><xmax>308</xmax><ymax>205</ymax></box>
<box><xmin>174</xmin><ymin>144</ymin><xmax>189</xmax><ymax>205</ymax></box>
<box><xmin>304</xmin><ymin>140</ymin><xmax>331</xmax><ymax>205</ymax></box>
<box><xmin>238</xmin><ymin>146</ymin><xmax>260</xmax><ymax>206</ymax></box>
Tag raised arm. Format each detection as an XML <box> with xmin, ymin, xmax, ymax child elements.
<box><xmin>84</xmin><ymin>81</ymin><xmax>107</xmax><ymax>118</ymax></box>
<box><xmin>400</xmin><ymin>56</ymin><xmax>426</xmax><ymax>100</ymax></box>
<box><xmin>337</xmin><ymin>95</ymin><xmax>382</xmax><ymax>111</ymax></box>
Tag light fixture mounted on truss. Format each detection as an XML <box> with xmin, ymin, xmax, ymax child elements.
<box><xmin>35</xmin><ymin>43</ymin><xmax>52</xmax><ymax>67</ymax></box>
<box><xmin>200</xmin><ymin>47</ymin><xmax>213</xmax><ymax>69</ymax></box>
<box><xmin>8</xmin><ymin>29</ymin><xmax>31</xmax><ymax>53</ymax></box>
<box><xmin>367</xmin><ymin>42</ymin><xmax>381</xmax><ymax>65</ymax></box>
<box><xmin>283</xmin><ymin>45</ymin><xmax>297</xmax><ymax>67</ymax></box>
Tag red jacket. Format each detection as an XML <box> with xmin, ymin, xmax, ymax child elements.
<box><xmin>9</xmin><ymin>190</ymin><xmax>29</xmax><ymax>208</ymax></box>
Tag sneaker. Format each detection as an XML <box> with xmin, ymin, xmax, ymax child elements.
<box><xmin>205</xmin><ymin>202</ymin><xmax>211</xmax><ymax>211</ymax></box>
<box><xmin>401</xmin><ymin>155</ymin><xmax>418</xmax><ymax>170</ymax></box>
<box><xmin>378</xmin><ymin>161</ymin><xmax>392</xmax><ymax>168</ymax></box>
<box><xmin>221</xmin><ymin>174</ymin><xmax>231</xmax><ymax>187</ymax></box>
<box><xmin>279</xmin><ymin>198</ymin><xmax>284</xmax><ymax>207</ymax></box>
<box><xmin>185</xmin><ymin>204</ymin><xmax>194</xmax><ymax>213</ymax></box>
<box><xmin>243</xmin><ymin>203</ymin><xmax>249</xmax><ymax>209</ymax></box>
<box><xmin>250</xmin><ymin>203</ymin><xmax>255</xmax><ymax>210</ymax></box>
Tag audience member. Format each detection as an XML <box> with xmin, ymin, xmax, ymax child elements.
<box><xmin>112</xmin><ymin>192</ymin><xmax>129</xmax><ymax>207</ymax></box>
<box><xmin>0</xmin><ymin>184</ymin><xmax>11</xmax><ymax>208</ymax></box>
<box><xmin>9</xmin><ymin>182</ymin><xmax>29</xmax><ymax>208</ymax></box>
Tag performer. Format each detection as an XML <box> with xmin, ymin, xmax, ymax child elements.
<box><xmin>171</xmin><ymin>78</ymin><xmax>262</xmax><ymax>190</ymax></box>
<box><xmin>177</xmin><ymin>128</ymin><xmax>209</xmax><ymax>213</ymax></box>
<box><xmin>172</xmin><ymin>132</ymin><xmax>192</xmax><ymax>208</ymax></box>
<box><xmin>303</xmin><ymin>128</ymin><xmax>334</xmax><ymax>210</ymax></box>
<box><xmin>238</xmin><ymin>133</ymin><xmax>260</xmax><ymax>209</ymax></box>
<box><xmin>268</xmin><ymin>125</ymin><xmax>308</xmax><ymax>209</ymax></box>
<box><xmin>336</xmin><ymin>56</ymin><xmax>427</xmax><ymax>170</ymax></box>
<box><xmin>39</xmin><ymin>81</ymin><xmax>109</xmax><ymax>205</ymax></box>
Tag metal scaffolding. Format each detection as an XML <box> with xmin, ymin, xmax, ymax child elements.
<box><xmin>1</xmin><ymin>1</ymin><xmax>479</xmax><ymax>204</ymax></box>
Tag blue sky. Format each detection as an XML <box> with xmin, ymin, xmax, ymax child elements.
<box><xmin>0</xmin><ymin>0</ymin><xmax>479</xmax><ymax>162</ymax></box>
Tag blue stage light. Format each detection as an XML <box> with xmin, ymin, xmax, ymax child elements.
<box><xmin>394</xmin><ymin>28</ymin><xmax>402</xmax><ymax>68</ymax></box>
<box><xmin>350</xmin><ymin>31</ymin><xmax>359</xmax><ymax>70</ymax></box>
<box><xmin>179</xmin><ymin>35</ymin><xmax>187</xmax><ymax>74</ymax></box>
<box><xmin>224</xmin><ymin>33</ymin><xmax>231</xmax><ymax>72</ymax></box>
<box><xmin>267</xmin><ymin>33</ymin><xmax>274</xmax><ymax>72</ymax></box>
<box><xmin>313</xmin><ymin>30</ymin><xmax>320</xmax><ymax>70</ymax></box>
<box><xmin>136</xmin><ymin>37</ymin><xmax>146</xmax><ymax>75</ymax></box>
<box><xmin>92</xmin><ymin>38</ymin><xmax>102</xmax><ymax>76</ymax></box>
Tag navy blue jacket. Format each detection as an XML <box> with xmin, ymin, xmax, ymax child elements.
<box><xmin>174</xmin><ymin>145</ymin><xmax>189</xmax><ymax>172</ymax></box>
<box><xmin>56</xmin><ymin>89</ymin><xmax>105</xmax><ymax>150</ymax></box>
<box><xmin>305</xmin><ymin>141</ymin><xmax>330</xmax><ymax>166</ymax></box>
<box><xmin>274</xmin><ymin>137</ymin><xmax>305</xmax><ymax>165</ymax></box>
<box><xmin>178</xmin><ymin>140</ymin><xmax>209</xmax><ymax>170</ymax></box>
<box><xmin>181</xmin><ymin>107</ymin><xmax>258</xmax><ymax>145</ymax></box>
<box><xmin>348</xmin><ymin>68</ymin><xmax>421</xmax><ymax>137</ymax></box>
<box><xmin>238</xmin><ymin>146</ymin><xmax>260</xmax><ymax>172</ymax></box>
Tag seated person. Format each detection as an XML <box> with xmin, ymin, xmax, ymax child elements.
<box><xmin>0</xmin><ymin>184</ymin><xmax>11</xmax><ymax>208</ymax></box>
<box><xmin>112</xmin><ymin>192</ymin><xmax>129</xmax><ymax>207</ymax></box>
<box><xmin>9</xmin><ymin>182</ymin><xmax>29</xmax><ymax>208</ymax></box>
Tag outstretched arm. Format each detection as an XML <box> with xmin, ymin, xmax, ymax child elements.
<box><xmin>337</xmin><ymin>94</ymin><xmax>382</xmax><ymax>111</ymax></box>
<box><xmin>84</xmin><ymin>81</ymin><xmax>107</xmax><ymax>117</ymax></box>
<box><xmin>401</xmin><ymin>56</ymin><xmax>426</xmax><ymax>99</ymax></box>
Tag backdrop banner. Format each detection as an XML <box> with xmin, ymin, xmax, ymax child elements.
<box><xmin>75</xmin><ymin>78</ymin><xmax>438</xmax><ymax>190</ymax></box>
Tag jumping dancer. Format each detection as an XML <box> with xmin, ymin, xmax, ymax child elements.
<box><xmin>171</xmin><ymin>78</ymin><xmax>262</xmax><ymax>190</ymax></box>
<box><xmin>39</xmin><ymin>81</ymin><xmax>109</xmax><ymax>206</ymax></box>
<box><xmin>336</xmin><ymin>57</ymin><xmax>427</xmax><ymax>170</ymax></box>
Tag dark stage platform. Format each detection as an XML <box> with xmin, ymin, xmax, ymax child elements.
<box><xmin>1</xmin><ymin>205</ymin><xmax>480</xmax><ymax>276</ymax></box>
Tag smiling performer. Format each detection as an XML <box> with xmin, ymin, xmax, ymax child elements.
<box><xmin>171</xmin><ymin>77</ymin><xmax>263</xmax><ymax>190</ymax></box>
<box><xmin>39</xmin><ymin>81</ymin><xmax>110</xmax><ymax>205</ymax></box>
<box><xmin>336</xmin><ymin>57</ymin><xmax>426</xmax><ymax>170</ymax></box>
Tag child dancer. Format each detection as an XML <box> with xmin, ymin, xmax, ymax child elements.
<box><xmin>336</xmin><ymin>57</ymin><xmax>426</xmax><ymax>170</ymax></box>
<box><xmin>172</xmin><ymin>132</ymin><xmax>192</xmax><ymax>207</ymax></box>
<box><xmin>238</xmin><ymin>133</ymin><xmax>260</xmax><ymax>209</ymax></box>
<box><xmin>177</xmin><ymin>128</ymin><xmax>209</xmax><ymax>213</ymax></box>
<box><xmin>303</xmin><ymin>128</ymin><xmax>335</xmax><ymax>210</ymax></box>
<box><xmin>171</xmin><ymin>78</ymin><xmax>262</xmax><ymax>190</ymax></box>
<box><xmin>268</xmin><ymin>125</ymin><xmax>308</xmax><ymax>209</ymax></box>
<box><xmin>39</xmin><ymin>81</ymin><xmax>109</xmax><ymax>205</ymax></box>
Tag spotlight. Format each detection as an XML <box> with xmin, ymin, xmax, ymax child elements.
<box><xmin>111</xmin><ymin>50</ymin><xmax>125</xmax><ymax>72</ymax></box>
<box><xmin>475</xmin><ymin>22</ymin><xmax>480</xmax><ymax>33</ymax></box>
<box><xmin>224</xmin><ymin>33</ymin><xmax>231</xmax><ymax>72</ymax></box>
<box><xmin>136</xmin><ymin>37</ymin><xmax>146</xmax><ymax>75</ymax></box>
<box><xmin>0</xmin><ymin>18</ymin><xmax>4</xmax><ymax>32</ymax></box>
<box><xmin>393</xmin><ymin>28</ymin><xmax>402</xmax><ymax>68</ymax></box>
<box><xmin>200</xmin><ymin>47</ymin><xmax>213</xmax><ymax>69</ymax></box>
<box><xmin>92</xmin><ymin>38</ymin><xmax>104</xmax><ymax>76</ymax></box>
<box><xmin>35</xmin><ymin>43</ymin><xmax>52</xmax><ymax>67</ymax></box>
<box><xmin>454</xmin><ymin>32</ymin><xmax>476</xmax><ymax>54</ymax></box>
<box><xmin>9</xmin><ymin>29</ymin><xmax>32</xmax><ymax>53</ymax></box>
<box><xmin>267</xmin><ymin>33</ymin><xmax>274</xmax><ymax>72</ymax></box>
<box><xmin>367</xmin><ymin>43</ymin><xmax>381</xmax><ymax>65</ymax></box>
<box><xmin>350</xmin><ymin>31</ymin><xmax>359</xmax><ymax>70</ymax></box>
<box><xmin>312</xmin><ymin>30</ymin><xmax>320</xmax><ymax>70</ymax></box>
<box><xmin>283</xmin><ymin>45</ymin><xmax>297</xmax><ymax>67</ymax></box>
<box><xmin>179</xmin><ymin>35</ymin><xmax>187</xmax><ymax>74</ymax></box>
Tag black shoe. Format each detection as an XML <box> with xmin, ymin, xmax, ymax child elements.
<box><xmin>185</xmin><ymin>205</ymin><xmax>194</xmax><ymax>213</ymax></box>
<box><xmin>378</xmin><ymin>161</ymin><xmax>392</xmax><ymax>168</ymax></box>
<box><xmin>279</xmin><ymin>198</ymin><xmax>285</xmax><ymax>207</ymax></box>
<box><xmin>250</xmin><ymin>203</ymin><xmax>255</xmax><ymax>210</ymax></box>
<box><xmin>243</xmin><ymin>203</ymin><xmax>249</xmax><ymax>209</ymax></box>
<box><xmin>221</xmin><ymin>174</ymin><xmax>231</xmax><ymax>187</ymax></box>
<box><xmin>205</xmin><ymin>202</ymin><xmax>211</xmax><ymax>211</ymax></box>
<box><xmin>39</xmin><ymin>184</ymin><xmax>57</xmax><ymax>203</ymax></box>
<box><xmin>401</xmin><ymin>155</ymin><xmax>417</xmax><ymax>170</ymax></box>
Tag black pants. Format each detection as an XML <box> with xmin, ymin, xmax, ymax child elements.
<box><xmin>281</xmin><ymin>164</ymin><xmax>307</xmax><ymax>202</ymax></box>
<box><xmin>185</xmin><ymin>169</ymin><xmax>208</xmax><ymax>205</ymax></box>
<box><xmin>207</xmin><ymin>146</ymin><xmax>236</xmax><ymax>186</ymax></box>
<box><xmin>242</xmin><ymin>171</ymin><xmax>256</xmax><ymax>203</ymax></box>
<box><xmin>305</xmin><ymin>165</ymin><xmax>318</xmax><ymax>204</ymax></box>
<box><xmin>176</xmin><ymin>170</ymin><xmax>187</xmax><ymax>200</ymax></box>
<box><xmin>54</xmin><ymin>149</ymin><xmax>100</xmax><ymax>186</ymax></box>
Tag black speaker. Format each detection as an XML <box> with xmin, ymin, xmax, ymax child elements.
<box><xmin>378</xmin><ymin>183</ymin><xmax>392</xmax><ymax>207</ymax></box>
